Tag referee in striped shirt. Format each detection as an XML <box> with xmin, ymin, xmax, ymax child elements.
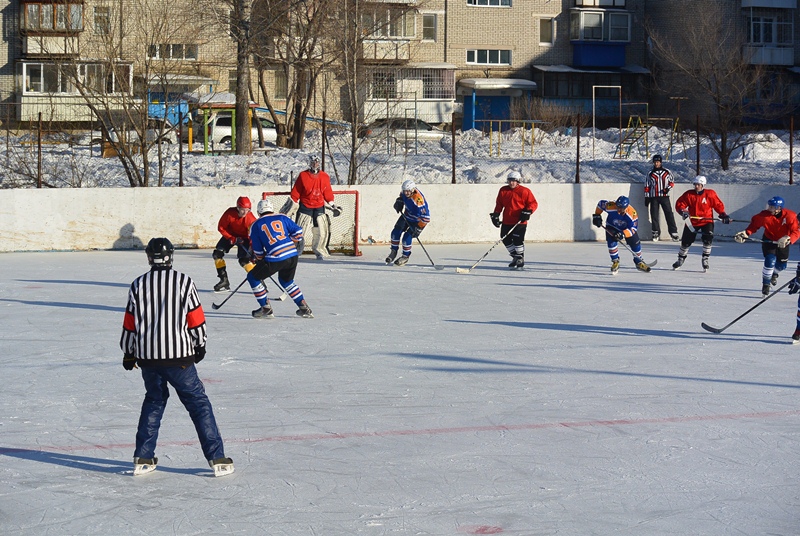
<box><xmin>120</xmin><ymin>237</ymin><xmax>233</xmax><ymax>477</ymax></box>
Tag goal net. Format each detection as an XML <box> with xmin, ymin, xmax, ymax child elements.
<box><xmin>261</xmin><ymin>190</ymin><xmax>361</xmax><ymax>256</ymax></box>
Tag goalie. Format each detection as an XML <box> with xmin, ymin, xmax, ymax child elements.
<box><xmin>282</xmin><ymin>155</ymin><xmax>342</xmax><ymax>260</ymax></box>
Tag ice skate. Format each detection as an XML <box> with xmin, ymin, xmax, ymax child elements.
<box><xmin>252</xmin><ymin>304</ymin><xmax>274</xmax><ymax>319</ymax></box>
<box><xmin>133</xmin><ymin>457</ymin><xmax>158</xmax><ymax>476</ymax></box>
<box><xmin>702</xmin><ymin>256</ymin><xmax>710</xmax><ymax>272</ymax></box>
<box><xmin>761</xmin><ymin>284</ymin><xmax>771</xmax><ymax>297</ymax></box>
<box><xmin>672</xmin><ymin>255</ymin><xmax>685</xmax><ymax>270</ymax></box>
<box><xmin>652</xmin><ymin>233</ymin><xmax>659</xmax><ymax>242</ymax></box>
<box><xmin>670</xmin><ymin>233</ymin><xmax>680</xmax><ymax>241</ymax></box>
<box><xmin>296</xmin><ymin>300</ymin><xmax>314</xmax><ymax>318</ymax></box>
<box><xmin>610</xmin><ymin>259</ymin><xmax>620</xmax><ymax>275</ymax></box>
<box><xmin>394</xmin><ymin>255</ymin><xmax>409</xmax><ymax>266</ymax></box>
<box><xmin>209</xmin><ymin>457</ymin><xmax>235</xmax><ymax>477</ymax></box>
<box><xmin>793</xmin><ymin>329</ymin><xmax>800</xmax><ymax>344</ymax></box>
<box><xmin>385</xmin><ymin>249</ymin><xmax>397</xmax><ymax>265</ymax></box>
<box><xmin>509</xmin><ymin>256</ymin><xmax>523</xmax><ymax>270</ymax></box>
<box><xmin>636</xmin><ymin>261</ymin><xmax>651</xmax><ymax>273</ymax></box>
<box><xmin>771</xmin><ymin>273</ymin><xmax>779</xmax><ymax>286</ymax></box>
<box><xmin>213</xmin><ymin>275</ymin><xmax>230</xmax><ymax>292</ymax></box>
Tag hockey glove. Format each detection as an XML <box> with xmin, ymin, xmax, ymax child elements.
<box><xmin>734</xmin><ymin>231</ymin><xmax>748</xmax><ymax>244</ymax></box>
<box><xmin>410</xmin><ymin>225</ymin><xmax>423</xmax><ymax>238</ymax></box>
<box><xmin>393</xmin><ymin>197</ymin><xmax>404</xmax><ymax>213</ymax></box>
<box><xmin>719</xmin><ymin>213</ymin><xmax>731</xmax><ymax>224</ymax></box>
<box><xmin>194</xmin><ymin>346</ymin><xmax>206</xmax><ymax>364</ymax></box>
<box><xmin>680</xmin><ymin>211</ymin><xmax>690</xmax><ymax>220</ymax></box>
<box><xmin>519</xmin><ymin>210</ymin><xmax>532</xmax><ymax>222</ymax></box>
<box><xmin>789</xmin><ymin>278</ymin><xmax>800</xmax><ymax>295</ymax></box>
<box><xmin>592</xmin><ymin>214</ymin><xmax>602</xmax><ymax>228</ymax></box>
<box><xmin>614</xmin><ymin>231</ymin><xmax>625</xmax><ymax>242</ymax></box>
<box><xmin>123</xmin><ymin>353</ymin><xmax>137</xmax><ymax>371</ymax></box>
<box><xmin>331</xmin><ymin>205</ymin><xmax>343</xmax><ymax>218</ymax></box>
<box><xmin>490</xmin><ymin>213</ymin><xmax>501</xmax><ymax>228</ymax></box>
<box><xmin>778</xmin><ymin>235</ymin><xmax>791</xmax><ymax>249</ymax></box>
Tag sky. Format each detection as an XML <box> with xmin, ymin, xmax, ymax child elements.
<box><xmin>1</xmin><ymin>241</ymin><xmax>798</xmax><ymax>535</ymax></box>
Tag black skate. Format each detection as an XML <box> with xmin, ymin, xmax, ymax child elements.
<box><xmin>385</xmin><ymin>250</ymin><xmax>397</xmax><ymax>265</ymax></box>
<box><xmin>761</xmin><ymin>284</ymin><xmax>771</xmax><ymax>297</ymax></box>
<box><xmin>252</xmin><ymin>304</ymin><xmax>274</xmax><ymax>319</ymax></box>
<box><xmin>672</xmin><ymin>256</ymin><xmax>685</xmax><ymax>270</ymax></box>
<box><xmin>702</xmin><ymin>256</ymin><xmax>710</xmax><ymax>272</ymax></box>
<box><xmin>771</xmin><ymin>273</ymin><xmax>779</xmax><ymax>286</ymax></box>
<box><xmin>394</xmin><ymin>255</ymin><xmax>409</xmax><ymax>266</ymax></box>
<box><xmin>296</xmin><ymin>300</ymin><xmax>314</xmax><ymax>318</ymax></box>
<box><xmin>214</xmin><ymin>276</ymin><xmax>230</xmax><ymax>292</ymax></box>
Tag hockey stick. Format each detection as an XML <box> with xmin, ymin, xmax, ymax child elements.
<box><xmin>268</xmin><ymin>275</ymin><xmax>290</xmax><ymax>301</ymax></box>
<box><xmin>602</xmin><ymin>224</ymin><xmax>657</xmax><ymax>269</ymax></box>
<box><xmin>455</xmin><ymin>223</ymin><xmax>521</xmax><ymax>274</ymax></box>
<box><xmin>211</xmin><ymin>277</ymin><xmax>249</xmax><ymax>310</ymax></box>
<box><xmin>415</xmin><ymin>237</ymin><xmax>444</xmax><ymax>270</ymax></box>
<box><xmin>718</xmin><ymin>234</ymin><xmax>777</xmax><ymax>244</ymax></box>
<box><xmin>689</xmin><ymin>216</ymin><xmax>747</xmax><ymax>224</ymax></box>
<box><xmin>701</xmin><ymin>279</ymin><xmax>792</xmax><ymax>334</ymax></box>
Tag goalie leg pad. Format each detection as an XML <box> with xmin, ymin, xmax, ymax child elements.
<box><xmin>280</xmin><ymin>198</ymin><xmax>298</xmax><ymax>218</ymax></box>
<box><xmin>295</xmin><ymin>212</ymin><xmax>313</xmax><ymax>253</ymax></box>
<box><xmin>313</xmin><ymin>214</ymin><xmax>331</xmax><ymax>257</ymax></box>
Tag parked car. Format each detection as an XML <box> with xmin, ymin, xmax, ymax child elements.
<box><xmin>359</xmin><ymin>118</ymin><xmax>446</xmax><ymax>142</ymax></box>
<box><xmin>192</xmin><ymin>112</ymin><xmax>277</xmax><ymax>147</ymax></box>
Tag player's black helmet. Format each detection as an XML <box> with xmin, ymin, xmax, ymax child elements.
<box><xmin>146</xmin><ymin>237</ymin><xmax>174</xmax><ymax>268</ymax></box>
<box><xmin>652</xmin><ymin>154</ymin><xmax>662</xmax><ymax>163</ymax></box>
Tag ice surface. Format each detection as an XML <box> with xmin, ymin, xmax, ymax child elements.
<box><xmin>1</xmin><ymin>241</ymin><xmax>799</xmax><ymax>535</ymax></box>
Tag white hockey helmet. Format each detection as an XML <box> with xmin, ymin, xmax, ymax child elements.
<box><xmin>507</xmin><ymin>171</ymin><xmax>522</xmax><ymax>182</ymax></box>
<box><xmin>401</xmin><ymin>178</ymin><xmax>416</xmax><ymax>192</ymax></box>
<box><xmin>257</xmin><ymin>198</ymin><xmax>274</xmax><ymax>215</ymax></box>
<box><xmin>309</xmin><ymin>155</ymin><xmax>321</xmax><ymax>173</ymax></box>
<box><xmin>693</xmin><ymin>175</ymin><xmax>707</xmax><ymax>185</ymax></box>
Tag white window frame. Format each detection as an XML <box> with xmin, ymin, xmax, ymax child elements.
<box><xmin>575</xmin><ymin>0</ymin><xmax>625</xmax><ymax>6</ymax></box>
<box><xmin>364</xmin><ymin>7</ymin><xmax>415</xmax><ymax>39</ymax></box>
<box><xmin>147</xmin><ymin>43</ymin><xmax>199</xmax><ymax>60</ymax></box>
<box><xmin>93</xmin><ymin>6</ymin><xmax>110</xmax><ymax>36</ymax></box>
<box><xmin>467</xmin><ymin>0</ymin><xmax>512</xmax><ymax>6</ymax></box>
<box><xmin>570</xmin><ymin>11</ymin><xmax>604</xmax><ymax>41</ymax></box>
<box><xmin>465</xmin><ymin>49</ymin><xmax>512</xmax><ymax>65</ymax></box>
<box><xmin>19</xmin><ymin>61</ymin><xmax>132</xmax><ymax>95</ymax></box>
<box><xmin>422</xmin><ymin>13</ymin><xmax>437</xmax><ymax>41</ymax></box>
<box><xmin>23</xmin><ymin>1</ymin><xmax>83</xmax><ymax>32</ymax></box>
<box><xmin>539</xmin><ymin>17</ymin><xmax>556</xmax><ymax>46</ymax></box>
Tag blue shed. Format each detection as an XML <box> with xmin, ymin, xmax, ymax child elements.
<box><xmin>457</xmin><ymin>78</ymin><xmax>538</xmax><ymax>132</ymax></box>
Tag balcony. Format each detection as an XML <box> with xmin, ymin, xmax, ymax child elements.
<box><xmin>743</xmin><ymin>45</ymin><xmax>794</xmax><ymax>65</ymax></box>
<box><xmin>360</xmin><ymin>40</ymin><xmax>410</xmax><ymax>64</ymax></box>
<box><xmin>741</xmin><ymin>1</ymin><xmax>796</xmax><ymax>8</ymax></box>
<box><xmin>23</xmin><ymin>35</ymin><xmax>79</xmax><ymax>57</ymax></box>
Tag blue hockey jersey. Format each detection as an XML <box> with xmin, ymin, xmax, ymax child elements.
<box><xmin>597</xmin><ymin>200</ymin><xmax>639</xmax><ymax>238</ymax></box>
<box><xmin>250</xmin><ymin>214</ymin><xmax>303</xmax><ymax>262</ymax></box>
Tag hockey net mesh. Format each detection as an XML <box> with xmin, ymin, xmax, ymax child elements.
<box><xmin>261</xmin><ymin>190</ymin><xmax>360</xmax><ymax>256</ymax></box>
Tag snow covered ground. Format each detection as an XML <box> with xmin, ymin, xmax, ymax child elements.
<box><xmin>2</xmin><ymin>241</ymin><xmax>799</xmax><ymax>535</ymax></box>
<box><xmin>4</xmin><ymin>125</ymin><xmax>798</xmax><ymax>189</ymax></box>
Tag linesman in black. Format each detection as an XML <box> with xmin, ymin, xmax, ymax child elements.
<box><xmin>120</xmin><ymin>237</ymin><xmax>234</xmax><ymax>477</ymax></box>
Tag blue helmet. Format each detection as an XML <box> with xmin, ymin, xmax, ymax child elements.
<box><xmin>615</xmin><ymin>196</ymin><xmax>630</xmax><ymax>209</ymax></box>
<box><xmin>768</xmin><ymin>196</ymin><xmax>785</xmax><ymax>209</ymax></box>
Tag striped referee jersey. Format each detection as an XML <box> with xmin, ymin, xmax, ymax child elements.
<box><xmin>120</xmin><ymin>267</ymin><xmax>207</xmax><ymax>365</ymax></box>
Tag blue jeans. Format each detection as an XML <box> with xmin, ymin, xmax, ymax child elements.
<box><xmin>134</xmin><ymin>364</ymin><xmax>225</xmax><ymax>461</ymax></box>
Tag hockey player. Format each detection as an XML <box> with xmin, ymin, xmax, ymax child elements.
<box><xmin>673</xmin><ymin>176</ymin><xmax>731</xmax><ymax>272</ymax></box>
<box><xmin>644</xmin><ymin>154</ymin><xmax>679</xmax><ymax>241</ymax></box>
<box><xmin>121</xmin><ymin>238</ymin><xmax>233</xmax><ymax>477</ymax></box>
<box><xmin>592</xmin><ymin>196</ymin><xmax>652</xmax><ymax>274</ymax></box>
<box><xmin>284</xmin><ymin>155</ymin><xmax>342</xmax><ymax>260</ymax></box>
<box><xmin>386</xmin><ymin>178</ymin><xmax>430</xmax><ymax>266</ymax></box>
<box><xmin>248</xmin><ymin>198</ymin><xmax>313</xmax><ymax>319</ymax></box>
<box><xmin>490</xmin><ymin>171</ymin><xmax>538</xmax><ymax>269</ymax></box>
<box><xmin>787</xmin><ymin>265</ymin><xmax>800</xmax><ymax>343</ymax></box>
<box><xmin>212</xmin><ymin>196</ymin><xmax>256</xmax><ymax>291</ymax></box>
<box><xmin>734</xmin><ymin>196</ymin><xmax>800</xmax><ymax>296</ymax></box>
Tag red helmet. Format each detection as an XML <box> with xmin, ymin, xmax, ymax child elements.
<box><xmin>236</xmin><ymin>196</ymin><xmax>251</xmax><ymax>209</ymax></box>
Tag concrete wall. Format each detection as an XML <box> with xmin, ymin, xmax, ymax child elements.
<box><xmin>1</xmin><ymin>183</ymin><xmax>799</xmax><ymax>252</ymax></box>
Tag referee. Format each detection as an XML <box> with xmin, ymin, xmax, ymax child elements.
<box><xmin>120</xmin><ymin>237</ymin><xmax>233</xmax><ymax>477</ymax></box>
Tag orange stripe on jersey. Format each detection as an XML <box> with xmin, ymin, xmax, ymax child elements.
<box><xmin>123</xmin><ymin>311</ymin><xmax>135</xmax><ymax>332</ymax></box>
<box><xmin>187</xmin><ymin>305</ymin><xmax>206</xmax><ymax>329</ymax></box>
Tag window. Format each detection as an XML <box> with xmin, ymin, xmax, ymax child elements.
<box><xmin>540</xmin><ymin>17</ymin><xmax>555</xmax><ymax>45</ymax></box>
<box><xmin>94</xmin><ymin>6</ymin><xmax>110</xmax><ymax>35</ymax></box>
<box><xmin>608</xmin><ymin>13</ymin><xmax>629</xmax><ymax>41</ymax></box>
<box><xmin>466</xmin><ymin>49</ymin><xmax>511</xmax><ymax>65</ymax></box>
<box><xmin>575</xmin><ymin>0</ymin><xmax>625</xmax><ymax>6</ymax></box>
<box><xmin>363</xmin><ymin>7</ymin><xmax>415</xmax><ymax>38</ymax></box>
<box><xmin>422</xmin><ymin>14</ymin><xmax>437</xmax><ymax>41</ymax></box>
<box><xmin>372</xmin><ymin>71</ymin><xmax>396</xmax><ymax>99</ymax></box>
<box><xmin>228</xmin><ymin>70</ymin><xmax>237</xmax><ymax>94</ymax></box>
<box><xmin>570</xmin><ymin>11</ymin><xmax>603</xmax><ymax>40</ymax></box>
<box><xmin>274</xmin><ymin>69</ymin><xmax>288</xmax><ymax>99</ymax></box>
<box><xmin>22</xmin><ymin>2</ymin><xmax>82</xmax><ymax>32</ymax></box>
<box><xmin>20</xmin><ymin>62</ymin><xmax>131</xmax><ymax>95</ymax></box>
<box><xmin>147</xmin><ymin>43</ymin><xmax>199</xmax><ymax>60</ymax></box>
<box><xmin>467</xmin><ymin>0</ymin><xmax>512</xmax><ymax>6</ymax></box>
<box><xmin>748</xmin><ymin>10</ymin><xmax>793</xmax><ymax>46</ymax></box>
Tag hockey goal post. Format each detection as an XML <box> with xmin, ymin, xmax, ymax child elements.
<box><xmin>261</xmin><ymin>190</ymin><xmax>361</xmax><ymax>256</ymax></box>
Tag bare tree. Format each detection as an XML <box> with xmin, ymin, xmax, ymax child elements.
<box><xmin>647</xmin><ymin>0</ymin><xmax>791</xmax><ymax>170</ymax></box>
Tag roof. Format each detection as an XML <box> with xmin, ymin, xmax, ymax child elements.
<box><xmin>457</xmin><ymin>78</ymin><xmax>538</xmax><ymax>90</ymax></box>
<box><xmin>531</xmin><ymin>64</ymin><xmax>650</xmax><ymax>75</ymax></box>
<box><xmin>146</xmin><ymin>74</ymin><xmax>216</xmax><ymax>87</ymax></box>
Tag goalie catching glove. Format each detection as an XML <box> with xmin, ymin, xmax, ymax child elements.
<box><xmin>778</xmin><ymin>235</ymin><xmax>792</xmax><ymax>248</ymax></box>
<box><xmin>734</xmin><ymin>231</ymin><xmax>748</xmax><ymax>243</ymax></box>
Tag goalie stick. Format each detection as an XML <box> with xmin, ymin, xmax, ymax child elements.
<box><xmin>701</xmin><ymin>279</ymin><xmax>792</xmax><ymax>334</ymax></box>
